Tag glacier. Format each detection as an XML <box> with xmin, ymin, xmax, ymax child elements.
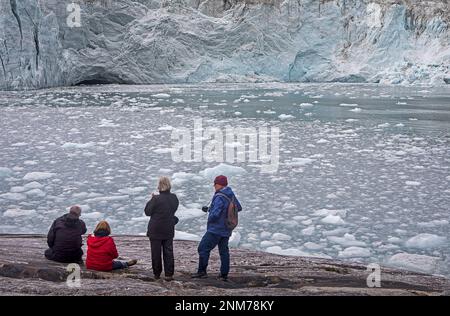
<box><xmin>0</xmin><ymin>0</ymin><xmax>449</xmax><ymax>90</ymax></box>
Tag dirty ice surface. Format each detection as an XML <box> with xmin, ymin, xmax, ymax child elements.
<box><xmin>0</xmin><ymin>83</ymin><xmax>449</xmax><ymax>276</ymax></box>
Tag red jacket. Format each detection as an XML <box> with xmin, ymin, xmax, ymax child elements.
<box><xmin>86</xmin><ymin>234</ymin><xmax>119</xmax><ymax>271</ymax></box>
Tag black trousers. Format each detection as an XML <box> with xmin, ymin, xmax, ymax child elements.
<box><xmin>150</xmin><ymin>238</ymin><xmax>174</xmax><ymax>277</ymax></box>
<box><xmin>44</xmin><ymin>248</ymin><xmax>83</xmax><ymax>263</ymax></box>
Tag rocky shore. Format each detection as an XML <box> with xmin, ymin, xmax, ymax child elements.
<box><xmin>0</xmin><ymin>234</ymin><xmax>448</xmax><ymax>296</ymax></box>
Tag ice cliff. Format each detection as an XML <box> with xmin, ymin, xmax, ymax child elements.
<box><xmin>0</xmin><ymin>0</ymin><xmax>449</xmax><ymax>90</ymax></box>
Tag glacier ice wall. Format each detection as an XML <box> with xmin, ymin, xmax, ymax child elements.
<box><xmin>0</xmin><ymin>0</ymin><xmax>449</xmax><ymax>90</ymax></box>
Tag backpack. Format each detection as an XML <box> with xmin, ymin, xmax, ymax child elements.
<box><xmin>216</xmin><ymin>193</ymin><xmax>239</xmax><ymax>230</ymax></box>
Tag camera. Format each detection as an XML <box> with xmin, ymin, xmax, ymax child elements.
<box><xmin>202</xmin><ymin>206</ymin><xmax>209</xmax><ymax>213</ymax></box>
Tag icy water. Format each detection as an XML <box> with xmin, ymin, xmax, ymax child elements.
<box><xmin>1</xmin><ymin>83</ymin><xmax>449</xmax><ymax>275</ymax></box>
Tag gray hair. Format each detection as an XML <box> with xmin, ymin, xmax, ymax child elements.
<box><xmin>157</xmin><ymin>176</ymin><xmax>171</xmax><ymax>192</ymax></box>
<box><xmin>69</xmin><ymin>205</ymin><xmax>82</xmax><ymax>217</ymax></box>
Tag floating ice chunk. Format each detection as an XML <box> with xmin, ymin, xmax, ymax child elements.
<box><xmin>260</xmin><ymin>231</ymin><xmax>272</xmax><ymax>239</ymax></box>
<box><xmin>172</xmin><ymin>172</ymin><xmax>203</xmax><ymax>186</ymax></box>
<box><xmin>158</xmin><ymin>125</ymin><xmax>173</xmax><ymax>131</ymax></box>
<box><xmin>229</xmin><ymin>232</ymin><xmax>241</xmax><ymax>247</ymax></box>
<box><xmin>302</xmin><ymin>226</ymin><xmax>315</xmax><ymax>236</ymax></box>
<box><xmin>234</xmin><ymin>112</ymin><xmax>242</xmax><ymax>116</ymax></box>
<box><xmin>260</xmin><ymin>240</ymin><xmax>277</xmax><ymax>248</ymax></box>
<box><xmin>378</xmin><ymin>123</ymin><xmax>390</xmax><ymax>128</ymax></box>
<box><xmin>316</xmin><ymin>138</ymin><xmax>329</xmax><ymax>144</ymax></box>
<box><xmin>418</xmin><ymin>220</ymin><xmax>449</xmax><ymax>228</ymax></box>
<box><xmin>395</xmin><ymin>123</ymin><xmax>405</xmax><ymax>127</ymax></box>
<box><xmin>130</xmin><ymin>216</ymin><xmax>148</xmax><ymax>222</ymax></box>
<box><xmin>82</xmin><ymin>212</ymin><xmax>104</xmax><ymax>219</ymax></box>
<box><xmin>153</xmin><ymin>148</ymin><xmax>174</xmax><ymax>154</ymax></box>
<box><xmin>23</xmin><ymin>182</ymin><xmax>44</xmax><ymax>190</ymax></box>
<box><xmin>405</xmin><ymin>181</ymin><xmax>421</xmax><ymax>186</ymax></box>
<box><xmin>174</xmin><ymin>230</ymin><xmax>201</xmax><ymax>241</ymax></box>
<box><xmin>25</xmin><ymin>189</ymin><xmax>46</xmax><ymax>197</ymax></box>
<box><xmin>176</xmin><ymin>204</ymin><xmax>204</xmax><ymax>221</ymax></box>
<box><xmin>339</xmin><ymin>103</ymin><xmax>358</xmax><ymax>107</ymax></box>
<box><xmin>271</xmin><ymin>233</ymin><xmax>292</xmax><ymax>241</ymax></box>
<box><xmin>328</xmin><ymin>233</ymin><xmax>366</xmax><ymax>247</ymax></box>
<box><xmin>299</xmin><ymin>103</ymin><xmax>314</xmax><ymax>108</ymax></box>
<box><xmin>349</xmin><ymin>108</ymin><xmax>362</xmax><ymax>112</ymax></box>
<box><xmin>266</xmin><ymin>246</ymin><xmax>310</xmax><ymax>257</ymax></box>
<box><xmin>322</xmin><ymin>215</ymin><xmax>346</xmax><ymax>225</ymax></box>
<box><xmin>287</xmin><ymin>158</ymin><xmax>315</xmax><ymax>166</ymax></box>
<box><xmin>84</xmin><ymin>195</ymin><xmax>129</xmax><ymax>203</ymax></box>
<box><xmin>304</xmin><ymin>242</ymin><xmax>325</xmax><ymax>250</ymax></box>
<box><xmin>0</xmin><ymin>167</ymin><xmax>13</xmax><ymax>178</ymax></box>
<box><xmin>301</xmin><ymin>219</ymin><xmax>313</xmax><ymax>225</ymax></box>
<box><xmin>278</xmin><ymin>114</ymin><xmax>295</xmax><ymax>120</ymax></box>
<box><xmin>0</xmin><ymin>193</ymin><xmax>27</xmax><ymax>201</ymax></box>
<box><xmin>338</xmin><ymin>247</ymin><xmax>371</xmax><ymax>258</ymax></box>
<box><xmin>11</xmin><ymin>142</ymin><xmax>28</xmax><ymax>147</ymax></box>
<box><xmin>387</xmin><ymin>237</ymin><xmax>403</xmax><ymax>244</ymax></box>
<box><xmin>10</xmin><ymin>186</ymin><xmax>26</xmax><ymax>193</ymax></box>
<box><xmin>118</xmin><ymin>187</ymin><xmax>147</xmax><ymax>195</ymax></box>
<box><xmin>345</xmin><ymin>119</ymin><xmax>359</xmax><ymax>122</ymax></box>
<box><xmin>61</xmin><ymin>142</ymin><xmax>95</xmax><ymax>149</ymax></box>
<box><xmin>405</xmin><ymin>233</ymin><xmax>446</xmax><ymax>249</ymax></box>
<box><xmin>3</xmin><ymin>209</ymin><xmax>36</xmax><ymax>217</ymax></box>
<box><xmin>386</xmin><ymin>253</ymin><xmax>440</xmax><ymax>274</ymax></box>
<box><xmin>199</xmin><ymin>163</ymin><xmax>247</xmax><ymax>179</ymax></box>
<box><xmin>264</xmin><ymin>92</ymin><xmax>284</xmax><ymax>97</ymax></box>
<box><xmin>313</xmin><ymin>209</ymin><xmax>347</xmax><ymax>218</ymax></box>
<box><xmin>99</xmin><ymin>119</ymin><xmax>119</xmax><ymax>127</ymax></box>
<box><xmin>152</xmin><ymin>93</ymin><xmax>171</xmax><ymax>99</ymax></box>
<box><xmin>23</xmin><ymin>172</ymin><xmax>55</xmax><ymax>181</ymax></box>
<box><xmin>263</xmin><ymin>110</ymin><xmax>276</xmax><ymax>114</ymax></box>
<box><xmin>322</xmin><ymin>228</ymin><xmax>349</xmax><ymax>236</ymax></box>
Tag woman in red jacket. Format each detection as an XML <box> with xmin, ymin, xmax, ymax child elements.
<box><xmin>86</xmin><ymin>221</ymin><xmax>137</xmax><ymax>271</ymax></box>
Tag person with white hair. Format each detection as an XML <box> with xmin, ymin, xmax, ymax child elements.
<box><xmin>44</xmin><ymin>205</ymin><xmax>87</xmax><ymax>263</ymax></box>
<box><xmin>144</xmin><ymin>176</ymin><xmax>179</xmax><ymax>281</ymax></box>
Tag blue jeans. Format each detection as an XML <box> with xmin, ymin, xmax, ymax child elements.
<box><xmin>198</xmin><ymin>231</ymin><xmax>230</xmax><ymax>276</ymax></box>
<box><xmin>112</xmin><ymin>261</ymin><xmax>128</xmax><ymax>270</ymax></box>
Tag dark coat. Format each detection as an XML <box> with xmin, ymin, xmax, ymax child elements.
<box><xmin>144</xmin><ymin>191</ymin><xmax>179</xmax><ymax>240</ymax></box>
<box><xmin>45</xmin><ymin>214</ymin><xmax>87</xmax><ymax>263</ymax></box>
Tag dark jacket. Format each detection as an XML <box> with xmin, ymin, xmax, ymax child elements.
<box><xmin>144</xmin><ymin>191</ymin><xmax>179</xmax><ymax>240</ymax></box>
<box><xmin>46</xmin><ymin>214</ymin><xmax>87</xmax><ymax>262</ymax></box>
<box><xmin>207</xmin><ymin>186</ymin><xmax>242</xmax><ymax>237</ymax></box>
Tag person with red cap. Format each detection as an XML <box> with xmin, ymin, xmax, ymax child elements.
<box><xmin>191</xmin><ymin>175</ymin><xmax>242</xmax><ymax>281</ymax></box>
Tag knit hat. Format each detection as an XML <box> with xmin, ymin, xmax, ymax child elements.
<box><xmin>214</xmin><ymin>175</ymin><xmax>228</xmax><ymax>186</ymax></box>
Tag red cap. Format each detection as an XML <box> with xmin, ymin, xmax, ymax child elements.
<box><xmin>214</xmin><ymin>175</ymin><xmax>228</xmax><ymax>186</ymax></box>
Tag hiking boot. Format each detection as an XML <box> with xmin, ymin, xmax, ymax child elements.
<box><xmin>127</xmin><ymin>259</ymin><xmax>138</xmax><ymax>267</ymax></box>
<box><xmin>217</xmin><ymin>274</ymin><xmax>228</xmax><ymax>282</ymax></box>
<box><xmin>191</xmin><ymin>272</ymin><xmax>208</xmax><ymax>279</ymax></box>
<box><xmin>164</xmin><ymin>275</ymin><xmax>174</xmax><ymax>281</ymax></box>
<box><xmin>154</xmin><ymin>275</ymin><xmax>161</xmax><ymax>280</ymax></box>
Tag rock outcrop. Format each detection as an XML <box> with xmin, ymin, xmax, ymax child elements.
<box><xmin>0</xmin><ymin>0</ymin><xmax>449</xmax><ymax>90</ymax></box>
<box><xmin>0</xmin><ymin>234</ymin><xmax>448</xmax><ymax>295</ymax></box>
